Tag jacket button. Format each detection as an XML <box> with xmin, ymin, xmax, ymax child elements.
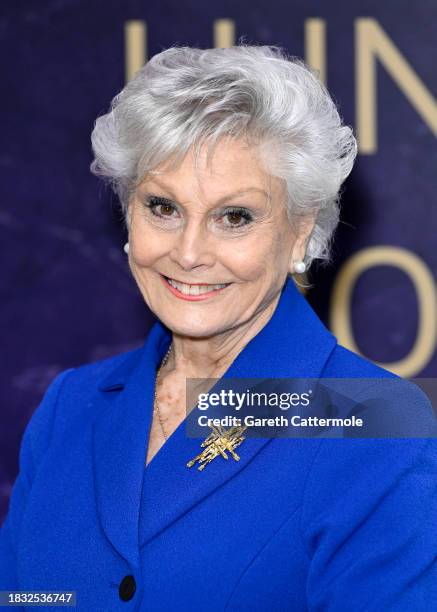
<box><xmin>119</xmin><ymin>574</ymin><xmax>136</xmax><ymax>601</ymax></box>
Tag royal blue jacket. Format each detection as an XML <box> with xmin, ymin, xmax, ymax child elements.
<box><xmin>1</xmin><ymin>277</ymin><xmax>436</xmax><ymax>610</ymax></box>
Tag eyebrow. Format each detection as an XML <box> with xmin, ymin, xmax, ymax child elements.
<box><xmin>143</xmin><ymin>178</ymin><xmax>270</xmax><ymax>205</ymax></box>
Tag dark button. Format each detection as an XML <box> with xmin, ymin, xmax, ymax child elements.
<box><xmin>119</xmin><ymin>574</ymin><xmax>136</xmax><ymax>601</ymax></box>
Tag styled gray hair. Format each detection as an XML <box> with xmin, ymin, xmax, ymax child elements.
<box><xmin>90</xmin><ymin>44</ymin><xmax>357</xmax><ymax>270</ymax></box>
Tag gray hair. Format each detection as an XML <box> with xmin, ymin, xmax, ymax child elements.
<box><xmin>90</xmin><ymin>44</ymin><xmax>357</xmax><ymax>270</ymax></box>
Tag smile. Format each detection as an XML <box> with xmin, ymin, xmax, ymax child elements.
<box><xmin>160</xmin><ymin>274</ymin><xmax>232</xmax><ymax>301</ymax></box>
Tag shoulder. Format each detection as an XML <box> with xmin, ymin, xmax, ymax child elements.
<box><xmin>64</xmin><ymin>344</ymin><xmax>143</xmax><ymax>390</ymax></box>
<box><xmin>301</xmin><ymin>347</ymin><xmax>437</xmax><ymax>519</ymax></box>
<box><xmin>8</xmin><ymin>344</ymin><xmax>145</xmax><ymax>505</ymax></box>
<box><xmin>24</xmin><ymin>344</ymin><xmax>145</xmax><ymax>455</ymax></box>
<box><xmin>322</xmin><ymin>342</ymin><xmax>397</xmax><ymax>379</ymax></box>
<box><xmin>321</xmin><ymin>342</ymin><xmax>436</xmax><ymax>436</ymax></box>
<box><xmin>42</xmin><ymin>341</ymin><xmax>146</xmax><ymax>402</ymax></box>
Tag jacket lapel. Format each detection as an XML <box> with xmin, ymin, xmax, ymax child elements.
<box><xmin>92</xmin><ymin>323</ymin><xmax>170</xmax><ymax>569</ymax></box>
<box><xmin>92</xmin><ymin>277</ymin><xmax>337</xmax><ymax>566</ymax></box>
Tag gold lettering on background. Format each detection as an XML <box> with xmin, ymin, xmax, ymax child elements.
<box><xmin>125</xmin><ymin>20</ymin><xmax>147</xmax><ymax>81</ymax></box>
<box><xmin>305</xmin><ymin>18</ymin><xmax>326</xmax><ymax>85</ymax></box>
<box><xmin>330</xmin><ymin>246</ymin><xmax>437</xmax><ymax>377</ymax></box>
<box><xmin>356</xmin><ymin>18</ymin><xmax>437</xmax><ymax>154</ymax></box>
<box><xmin>213</xmin><ymin>19</ymin><xmax>236</xmax><ymax>48</ymax></box>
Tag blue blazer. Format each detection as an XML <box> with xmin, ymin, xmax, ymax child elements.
<box><xmin>1</xmin><ymin>277</ymin><xmax>436</xmax><ymax>610</ymax></box>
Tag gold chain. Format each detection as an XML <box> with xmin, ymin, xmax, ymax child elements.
<box><xmin>153</xmin><ymin>343</ymin><xmax>173</xmax><ymax>441</ymax></box>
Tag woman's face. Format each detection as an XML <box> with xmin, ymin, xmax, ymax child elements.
<box><xmin>127</xmin><ymin>137</ymin><xmax>311</xmax><ymax>339</ymax></box>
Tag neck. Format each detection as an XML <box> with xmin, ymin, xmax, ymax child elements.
<box><xmin>162</xmin><ymin>291</ymin><xmax>281</xmax><ymax>379</ymax></box>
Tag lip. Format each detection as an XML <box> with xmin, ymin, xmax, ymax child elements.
<box><xmin>160</xmin><ymin>274</ymin><xmax>231</xmax><ymax>301</ymax></box>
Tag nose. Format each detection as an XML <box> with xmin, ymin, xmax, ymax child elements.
<box><xmin>168</xmin><ymin>219</ymin><xmax>215</xmax><ymax>271</ymax></box>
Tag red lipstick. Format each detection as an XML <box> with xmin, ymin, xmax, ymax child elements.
<box><xmin>160</xmin><ymin>274</ymin><xmax>231</xmax><ymax>301</ymax></box>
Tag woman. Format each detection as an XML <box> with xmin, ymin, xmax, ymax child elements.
<box><xmin>1</xmin><ymin>44</ymin><xmax>436</xmax><ymax>610</ymax></box>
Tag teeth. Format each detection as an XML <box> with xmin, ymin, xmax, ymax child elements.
<box><xmin>167</xmin><ymin>278</ymin><xmax>228</xmax><ymax>295</ymax></box>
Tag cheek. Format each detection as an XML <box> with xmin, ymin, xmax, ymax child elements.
<box><xmin>220</xmin><ymin>234</ymin><xmax>278</xmax><ymax>281</ymax></box>
<box><xmin>130</xmin><ymin>226</ymin><xmax>169</xmax><ymax>267</ymax></box>
<box><xmin>227</xmin><ymin>229</ymin><xmax>293</xmax><ymax>283</ymax></box>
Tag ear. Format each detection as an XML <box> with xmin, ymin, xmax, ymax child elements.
<box><xmin>288</xmin><ymin>215</ymin><xmax>316</xmax><ymax>274</ymax></box>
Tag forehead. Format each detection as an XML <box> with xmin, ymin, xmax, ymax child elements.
<box><xmin>138</xmin><ymin>137</ymin><xmax>284</xmax><ymax>204</ymax></box>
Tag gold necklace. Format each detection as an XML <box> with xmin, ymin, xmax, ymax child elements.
<box><xmin>153</xmin><ymin>343</ymin><xmax>173</xmax><ymax>441</ymax></box>
<box><xmin>152</xmin><ymin>341</ymin><xmax>249</xmax><ymax>471</ymax></box>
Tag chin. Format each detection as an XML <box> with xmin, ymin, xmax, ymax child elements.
<box><xmin>161</xmin><ymin>317</ymin><xmax>227</xmax><ymax>339</ymax></box>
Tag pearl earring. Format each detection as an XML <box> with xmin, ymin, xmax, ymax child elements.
<box><xmin>293</xmin><ymin>260</ymin><xmax>306</xmax><ymax>274</ymax></box>
<box><xmin>123</xmin><ymin>242</ymin><xmax>130</xmax><ymax>254</ymax></box>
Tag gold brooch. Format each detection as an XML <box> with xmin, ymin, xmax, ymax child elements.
<box><xmin>186</xmin><ymin>423</ymin><xmax>249</xmax><ymax>471</ymax></box>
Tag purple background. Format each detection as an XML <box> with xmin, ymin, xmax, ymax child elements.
<box><xmin>1</xmin><ymin>0</ymin><xmax>436</xmax><ymax>523</ymax></box>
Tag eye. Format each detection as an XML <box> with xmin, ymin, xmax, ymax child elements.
<box><xmin>144</xmin><ymin>196</ymin><xmax>179</xmax><ymax>218</ymax></box>
<box><xmin>220</xmin><ymin>207</ymin><xmax>254</xmax><ymax>229</ymax></box>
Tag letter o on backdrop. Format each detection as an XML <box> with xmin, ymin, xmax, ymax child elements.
<box><xmin>330</xmin><ymin>246</ymin><xmax>437</xmax><ymax>377</ymax></box>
